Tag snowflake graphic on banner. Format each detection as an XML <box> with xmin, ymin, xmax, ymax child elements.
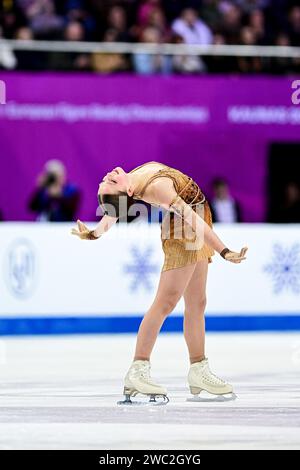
<box><xmin>263</xmin><ymin>243</ymin><xmax>300</xmax><ymax>294</ymax></box>
<box><xmin>123</xmin><ymin>246</ymin><xmax>159</xmax><ymax>292</ymax></box>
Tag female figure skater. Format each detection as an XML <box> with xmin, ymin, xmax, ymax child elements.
<box><xmin>72</xmin><ymin>162</ymin><xmax>247</xmax><ymax>403</ymax></box>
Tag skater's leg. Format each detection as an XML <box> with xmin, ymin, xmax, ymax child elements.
<box><xmin>183</xmin><ymin>260</ymin><xmax>208</xmax><ymax>364</ymax></box>
<box><xmin>183</xmin><ymin>260</ymin><xmax>235</xmax><ymax>399</ymax></box>
<box><xmin>134</xmin><ymin>263</ymin><xmax>196</xmax><ymax>361</ymax></box>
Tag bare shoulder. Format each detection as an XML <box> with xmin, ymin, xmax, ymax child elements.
<box><xmin>151</xmin><ymin>177</ymin><xmax>177</xmax><ymax>207</ymax></box>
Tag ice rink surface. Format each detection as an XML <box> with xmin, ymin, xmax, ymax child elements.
<box><xmin>0</xmin><ymin>332</ymin><xmax>300</xmax><ymax>450</ymax></box>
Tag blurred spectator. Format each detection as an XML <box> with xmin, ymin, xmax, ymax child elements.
<box><xmin>219</xmin><ymin>3</ymin><xmax>242</xmax><ymax>44</ymax></box>
<box><xmin>172</xmin><ymin>8</ymin><xmax>213</xmax><ymax>45</ymax></box>
<box><xmin>171</xmin><ymin>8</ymin><xmax>212</xmax><ymax>73</ymax></box>
<box><xmin>29</xmin><ymin>160</ymin><xmax>80</xmax><ymax>222</ymax></box>
<box><xmin>16</xmin><ymin>0</ymin><xmax>64</xmax><ymax>39</ymax></box>
<box><xmin>92</xmin><ymin>28</ymin><xmax>129</xmax><ymax>73</ymax></box>
<box><xmin>147</xmin><ymin>7</ymin><xmax>170</xmax><ymax>41</ymax></box>
<box><xmin>200</xmin><ymin>0</ymin><xmax>223</xmax><ymax>33</ymax></box>
<box><xmin>172</xmin><ymin>32</ymin><xmax>206</xmax><ymax>73</ymax></box>
<box><xmin>15</xmin><ymin>24</ymin><xmax>33</xmax><ymax>39</ymax></box>
<box><xmin>237</xmin><ymin>26</ymin><xmax>262</xmax><ymax>73</ymax></box>
<box><xmin>137</xmin><ymin>0</ymin><xmax>161</xmax><ymax>27</ymax></box>
<box><xmin>270</xmin><ymin>33</ymin><xmax>296</xmax><ymax>74</ymax></box>
<box><xmin>235</xmin><ymin>0</ymin><xmax>270</xmax><ymax>15</ymax></box>
<box><xmin>14</xmin><ymin>26</ymin><xmax>45</xmax><ymax>70</ymax></box>
<box><xmin>64</xmin><ymin>0</ymin><xmax>96</xmax><ymax>40</ymax></box>
<box><xmin>133</xmin><ymin>2</ymin><xmax>170</xmax><ymax>42</ymax></box>
<box><xmin>0</xmin><ymin>0</ymin><xmax>297</xmax><ymax>75</ymax></box>
<box><xmin>133</xmin><ymin>26</ymin><xmax>172</xmax><ymax>74</ymax></box>
<box><xmin>0</xmin><ymin>0</ymin><xmax>27</xmax><ymax>38</ymax></box>
<box><xmin>48</xmin><ymin>21</ymin><xmax>91</xmax><ymax>71</ymax></box>
<box><xmin>269</xmin><ymin>181</ymin><xmax>300</xmax><ymax>223</ymax></box>
<box><xmin>210</xmin><ymin>178</ymin><xmax>242</xmax><ymax>223</ymax></box>
<box><xmin>64</xmin><ymin>19</ymin><xmax>85</xmax><ymax>40</ymax></box>
<box><xmin>104</xmin><ymin>5</ymin><xmax>132</xmax><ymax>42</ymax></box>
<box><xmin>0</xmin><ymin>26</ymin><xmax>17</xmax><ymax>69</ymax></box>
<box><xmin>287</xmin><ymin>6</ymin><xmax>300</xmax><ymax>46</ymax></box>
<box><xmin>248</xmin><ymin>9</ymin><xmax>268</xmax><ymax>44</ymax></box>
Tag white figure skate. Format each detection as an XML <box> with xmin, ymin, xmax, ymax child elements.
<box><xmin>187</xmin><ymin>358</ymin><xmax>236</xmax><ymax>402</ymax></box>
<box><xmin>117</xmin><ymin>359</ymin><xmax>169</xmax><ymax>406</ymax></box>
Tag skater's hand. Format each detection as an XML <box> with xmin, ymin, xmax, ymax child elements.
<box><xmin>71</xmin><ymin>220</ymin><xmax>100</xmax><ymax>240</ymax></box>
<box><xmin>221</xmin><ymin>247</ymin><xmax>248</xmax><ymax>263</ymax></box>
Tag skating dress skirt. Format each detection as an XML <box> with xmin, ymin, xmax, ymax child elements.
<box><xmin>130</xmin><ymin>163</ymin><xmax>215</xmax><ymax>272</ymax></box>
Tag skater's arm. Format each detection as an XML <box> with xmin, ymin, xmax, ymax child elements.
<box><xmin>154</xmin><ymin>180</ymin><xmax>247</xmax><ymax>263</ymax></box>
<box><xmin>71</xmin><ymin>215</ymin><xmax>118</xmax><ymax>240</ymax></box>
<box><xmin>172</xmin><ymin>199</ymin><xmax>229</xmax><ymax>255</ymax></box>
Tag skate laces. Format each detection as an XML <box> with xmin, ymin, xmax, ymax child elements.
<box><xmin>192</xmin><ymin>361</ymin><xmax>226</xmax><ymax>385</ymax></box>
<box><xmin>135</xmin><ymin>363</ymin><xmax>160</xmax><ymax>386</ymax></box>
<box><xmin>204</xmin><ymin>364</ymin><xmax>226</xmax><ymax>385</ymax></box>
<box><xmin>139</xmin><ymin>363</ymin><xmax>150</xmax><ymax>380</ymax></box>
<box><xmin>132</xmin><ymin>362</ymin><xmax>151</xmax><ymax>380</ymax></box>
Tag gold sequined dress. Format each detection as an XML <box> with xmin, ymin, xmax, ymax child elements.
<box><xmin>130</xmin><ymin>162</ymin><xmax>215</xmax><ymax>271</ymax></box>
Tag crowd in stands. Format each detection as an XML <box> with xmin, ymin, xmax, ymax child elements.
<box><xmin>0</xmin><ymin>0</ymin><xmax>300</xmax><ymax>73</ymax></box>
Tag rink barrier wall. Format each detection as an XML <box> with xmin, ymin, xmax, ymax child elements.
<box><xmin>1</xmin><ymin>315</ymin><xmax>300</xmax><ymax>336</ymax></box>
<box><xmin>1</xmin><ymin>222</ymin><xmax>300</xmax><ymax>335</ymax></box>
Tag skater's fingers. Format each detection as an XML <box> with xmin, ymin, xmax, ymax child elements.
<box><xmin>71</xmin><ymin>227</ymin><xmax>91</xmax><ymax>239</ymax></box>
<box><xmin>78</xmin><ymin>220</ymin><xmax>90</xmax><ymax>232</ymax></box>
<box><xmin>71</xmin><ymin>229</ymin><xmax>80</xmax><ymax>237</ymax></box>
<box><xmin>234</xmin><ymin>254</ymin><xmax>247</xmax><ymax>260</ymax></box>
<box><xmin>226</xmin><ymin>252</ymin><xmax>247</xmax><ymax>263</ymax></box>
<box><xmin>78</xmin><ymin>220</ymin><xmax>86</xmax><ymax>231</ymax></box>
<box><xmin>232</xmin><ymin>256</ymin><xmax>246</xmax><ymax>262</ymax></box>
<box><xmin>240</xmin><ymin>247</ymin><xmax>248</xmax><ymax>257</ymax></box>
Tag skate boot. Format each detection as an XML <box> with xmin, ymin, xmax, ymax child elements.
<box><xmin>117</xmin><ymin>359</ymin><xmax>169</xmax><ymax>406</ymax></box>
<box><xmin>187</xmin><ymin>358</ymin><xmax>236</xmax><ymax>402</ymax></box>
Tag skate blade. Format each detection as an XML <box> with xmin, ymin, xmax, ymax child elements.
<box><xmin>187</xmin><ymin>391</ymin><xmax>237</xmax><ymax>403</ymax></box>
<box><xmin>117</xmin><ymin>394</ymin><xmax>169</xmax><ymax>406</ymax></box>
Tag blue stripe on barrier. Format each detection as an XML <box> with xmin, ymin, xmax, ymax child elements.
<box><xmin>0</xmin><ymin>315</ymin><xmax>300</xmax><ymax>336</ymax></box>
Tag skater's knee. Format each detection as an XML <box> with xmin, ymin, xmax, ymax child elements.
<box><xmin>158</xmin><ymin>291</ymin><xmax>181</xmax><ymax>317</ymax></box>
<box><xmin>185</xmin><ymin>296</ymin><xmax>207</xmax><ymax>316</ymax></box>
<box><xmin>198</xmin><ymin>296</ymin><xmax>207</xmax><ymax>312</ymax></box>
